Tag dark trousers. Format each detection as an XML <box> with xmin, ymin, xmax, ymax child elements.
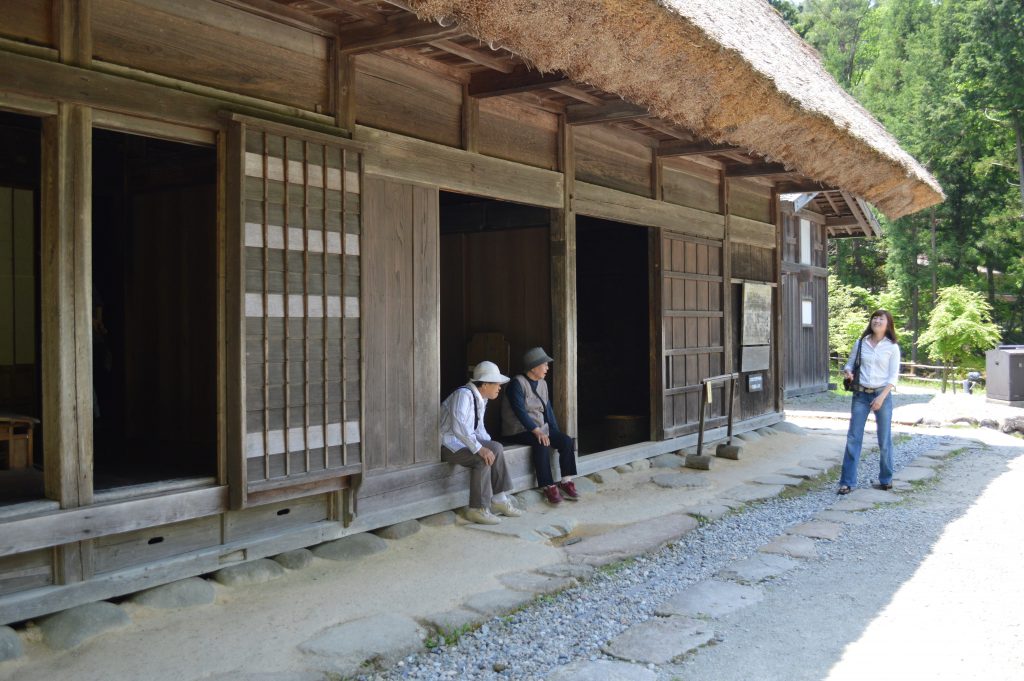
<box><xmin>507</xmin><ymin>429</ymin><xmax>577</xmax><ymax>488</ymax></box>
<box><xmin>441</xmin><ymin>440</ymin><xmax>511</xmax><ymax>509</ymax></box>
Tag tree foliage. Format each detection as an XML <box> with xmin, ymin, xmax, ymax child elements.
<box><xmin>917</xmin><ymin>285</ymin><xmax>1002</xmax><ymax>389</ymax></box>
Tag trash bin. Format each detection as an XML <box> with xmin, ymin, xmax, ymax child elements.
<box><xmin>985</xmin><ymin>346</ymin><xmax>1024</xmax><ymax>405</ymax></box>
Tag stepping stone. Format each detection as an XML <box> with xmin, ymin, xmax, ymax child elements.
<box><xmin>651</xmin><ymin>472</ymin><xmax>711</xmax><ymax>489</ymax></box>
<box><xmin>373</xmin><ymin>519</ymin><xmax>421</xmax><ymax>540</ymax></box>
<box><xmin>894</xmin><ymin>466</ymin><xmax>936</xmax><ymax>482</ymax></box>
<box><xmin>848</xmin><ymin>488</ymin><xmax>900</xmax><ymax>503</ymax></box>
<box><xmin>535</xmin><ymin>517</ymin><xmax>579</xmax><ymax>540</ymax></box>
<box><xmin>906</xmin><ymin>457</ymin><xmax>941</xmax><ymax>468</ymax></box>
<box><xmin>311</xmin><ymin>533</ymin><xmax>388</xmax><ymax>561</ymax></box>
<box><xmin>630</xmin><ymin>458</ymin><xmax>652</xmax><ymax>472</ymax></box>
<box><xmin>536</xmin><ymin>563</ymin><xmax>596</xmax><ymax>580</ymax></box>
<box><xmin>758</xmin><ymin>426</ymin><xmax>782</xmax><ymax>436</ymax></box>
<box><xmin>419</xmin><ymin>609</ymin><xmax>483</xmax><ymax>636</ymax></box>
<box><xmin>773</xmin><ymin>421</ymin><xmax>806</xmax><ymax>435</ymax></box>
<box><xmin>721</xmin><ymin>484</ymin><xmax>784</xmax><ymax>503</ymax></box>
<box><xmin>546</xmin><ymin>659</ymin><xmax>657</xmax><ymax>681</ymax></box>
<box><xmin>735</xmin><ymin>430</ymin><xmax>762</xmax><ymax>442</ymax></box>
<box><xmin>273</xmin><ymin>549</ymin><xmax>314</xmax><ymax>570</ymax></box>
<box><xmin>470</xmin><ymin>513</ymin><xmax>577</xmax><ymax>542</ymax></box>
<box><xmin>752</xmin><ymin>474</ymin><xmax>804</xmax><ymax>486</ymax></box>
<box><xmin>300</xmin><ymin>614</ymin><xmax>424</xmax><ymax>677</ymax></box>
<box><xmin>463</xmin><ymin>589</ymin><xmax>535</xmax><ymax>617</ymax></box>
<box><xmin>717</xmin><ymin>554</ymin><xmax>797</xmax><ymax>583</ymax></box>
<box><xmin>420</xmin><ymin>510</ymin><xmax>458</xmax><ymax>526</ymax></box>
<box><xmin>213</xmin><ymin>559</ymin><xmax>285</xmax><ymax>587</ymax></box>
<box><xmin>201</xmin><ymin>674</ymin><xmax>326</xmax><ymax>681</ymax></box>
<box><xmin>40</xmin><ymin>602</ymin><xmax>131</xmax><ymax>650</ymax></box>
<box><xmin>601</xmin><ymin>616</ymin><xmax>714</xmax><ymax>664</ymax></box>
<box><xmin>130</xmin><ymin>577</ymin><xmax>215</xmax><ymax>608</ymax></box>
<box><xmin>655</xmin><ymin>580</ymin><xmax>764</xmax><ymax>618</ymax></box>
<box><xmin>797</xmin><ymin>460</ymin><xmax>831</xmax><ymax>471</ymax></box>
<box><xmin>615</xmin><ymin>465</ymin><xmax>633</xmax><ymax>474</ymax></box>
<box><xmin>650</xmin><ymin>453</ymin><xmax>685</xmax><ymax>469</ymax></box>
<box><xmin>685</xmin><ymin>504</ymin><xmax>732</xmax><ymax>521</ymax></box>
<box><xmin>564</xmin><ymin>514</ymin><xmax>698</xmax><ymax>566</ymax></box>
<box><xmin>684</xmin><ymin>454</ymin><xmax>713</xmax><ymax>470</ymax></box>
<box><xmin>498</xmin><ymin>572</ymin><xmax>576</xmax><ymax>594</ymax></box>
<box><xmin>777</xmin><ymin>466</ymin><xmax>821</xmax><ymax>479</ymax></box>
<box><xmin>787</xmin><ymin>520</ymin><xmax>843</xmax><ymax>540</ymax></box>
<box><xmin>589</xmin><ymin>469</ymin><xmax>620</xmax><ymax>484</ymax></box>
<box><xmin>571</xmin><ymin>476</ymin><xmax>599</xmax><ymax>493</ymax></box>
<box><xmin>830</xmin><ymin>498</ymin><xmax>876</xmax><ymax>512</ymax></box>
<box><xmin>0</xmin><ymin>626</ymin><xmax>23</xmax><ymax>662</ymax></box>
<box><xmin>758</xmin><ymin>535</ymin><xmax>818</xmax><ymax>559</ymax></box>
<box><xmin>814</xmin><ymin>510</ymin><xmax>870</xmax><ymax>525</ymax></box>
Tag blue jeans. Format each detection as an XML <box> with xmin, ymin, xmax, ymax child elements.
<box><xmin>840</xmin><ymin>391</ymin><xmax>893</xmax><ymax>487</ymax></box>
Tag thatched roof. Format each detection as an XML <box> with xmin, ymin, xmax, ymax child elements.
<box><xmin>405</xmin><ymin>0</ymin><xmax>943</xmax><ymax>219</ymax></box>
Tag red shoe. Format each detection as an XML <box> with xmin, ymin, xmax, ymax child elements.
<box><xmin>543</xmin><ymin>485</ymin><xmax>563</xmax><ymax>505</ymax></box>
<box><xmin>557</xmin><ymin>480</ymin><xmax>580</xmax><ymax>500</ymax></box>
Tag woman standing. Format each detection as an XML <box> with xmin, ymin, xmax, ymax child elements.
<box><xmin>838</xmin><ymin>309</ymin><xmax>901</xmax><ymax>494</ymax></box>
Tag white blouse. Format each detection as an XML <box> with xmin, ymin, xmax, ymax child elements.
<box><xmin>844</xmin><ymin>337</ymin><xmax>901</xmax><ymax>389</ymax></box>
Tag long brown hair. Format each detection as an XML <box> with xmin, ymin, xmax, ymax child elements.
<box><xmin>861</xmin><ymin>309</ymin><xmax>897</xmax><ymax>343</ymax></box>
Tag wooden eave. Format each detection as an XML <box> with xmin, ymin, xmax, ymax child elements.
<box><xmin>786</xmin><ymin>189</ymin><xmax>880</xmax><ymax>239</ymax></box>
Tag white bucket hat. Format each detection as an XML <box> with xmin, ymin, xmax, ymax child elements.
<box><xmin>472</xmin><ymin>360</ymin><xmax>510</xmax><ymax>384</ymax></box>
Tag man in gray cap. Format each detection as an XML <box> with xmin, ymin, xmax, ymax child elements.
<box><xmin>501</xmin><ymin>347</ymin><xmax>579</xmax><ymax>505</ymax></box>
<box><xmin>440</xmin><ymin>360</ymin><xmax>523</xmax><ymax>525</ymax></box>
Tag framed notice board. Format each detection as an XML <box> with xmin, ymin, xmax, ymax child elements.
<box><xmin>741</xmin><ymin>282</ymin><xmax>772</xmax><ymax>346</ymax></box>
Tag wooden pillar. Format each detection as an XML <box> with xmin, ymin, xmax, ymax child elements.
<box><xmin>461</xmin><ymin>84</ymin><xmax>479</xmax><ymax>153</ymax></box>
<box><xmin>719</xmin><ymin>171</ymin><xmax>733</xmax><ymax>375</ymax></box>
<box><xmin>335</xmin><ymin>49</ymin><xmax>356</xmax><ymax>132</ymax></box>
<box><xmin>771</xmin><ymin>188</ymin><xmax>784</xmax><ymax>413</ymax></box>
<box><xmin>43</xmin><ymin>0</ymin><xmax>93</xmax><ymax>583</ymax></box>
<box><xmin>551</xmin><ymin>115</ymin><xmax>577</xmax><ymax>435</ymax></box>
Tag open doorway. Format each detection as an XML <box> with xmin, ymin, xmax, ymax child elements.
<box><xmin>576</xmin><ymin>217</ymin><xmax>651</xmax><ymax>453</ymax></box>
<box><xmin>439</xmin><ymin>193</ymin><xmax>551</xmax><ymax>437</ymax></box>
<box><xmin>91</xmin><ymin>129</ymin><xmax>217</xmax><ymax>490</ymax></box>
<box><xmin>0</xmin><ymin>112</ymin><xmax>42</xmax><ymax>506</ymax></box>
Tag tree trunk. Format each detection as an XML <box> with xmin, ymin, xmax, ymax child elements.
<box><xmin>1014</xmin><ymin>110</ymin><xmax>1024</xmax><ymax>215</ymax></box>
<box><xmin>941</xmin><ymin>362</ymin><xmax>947</xmax><ymax>394</ymax></box>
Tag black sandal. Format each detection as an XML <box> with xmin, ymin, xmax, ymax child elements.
<box><xmin>837</xmin><ymin>485</ymin><xmax>852</xmax><ymax>495</ymax></box>
<box><xmin>872</xmin><ymin>483</ymin><xmax>893</xmax><ymax>491</ymax></box>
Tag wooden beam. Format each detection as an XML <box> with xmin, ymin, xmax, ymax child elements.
<box><xmin>429</xmin><ymin>39</ymin><xmax>514</xmax><ymax>73</ymax></box>
<box><xmin>468</xmin><ymin>67</ymin><xmax>571</xmax><ymax>98</ymax></box>
<box><xmin>657</xmin><ymin>140</ymin><xmax>740</xmax><ymax>157</ymax></box>
<box><xmin>551</xmin><ymin>114</ymin><xmax>578</xmax><ymax>437</ymax></box>
<box><xmin>550</xmin><ymin>84</ymin><xmax>603</xmax><ymax>106</ymax></box>
<box><xmin>637</xmin><ymin>117</ymin><xmax>689</xmax><ymax>140</ymax></box>
<box><xmin>566</xmin><ymin>100</ymin><xmax>650</xmax><ymax>126</ymax></box>
<box><xmin>216</xmin><ymin>0</ymin><xmax>341</xmax><ymax>37</ymax></box>
<box><xmin>461</xmin><ymin>83</ymin><xmax>479</xmax><ymax>152</ymax></box>
<box><xmin>313</xmin><ymin>0</ymin><xmax>387</xmax><ymax>24</ymax></box>
<box><xmin>335</xmin><ymin>49</ymin><xmax>356</xmax><ymax>132</ymax></box>
<box><xmin>338</xmin><ymin>13</ymin><xmax>462</xmax><ymax>53</ymax></box>
<box><xmin>725</xmin><ymin>162</ymin><xmax>791</xmax><ymax>178</ymax></box>
<box><xmin>775</xmin><ymin>180</ymin><xmax>837</xmax><ymax>193</ymax></box>
<box><xmin>573</xmin><ymin>182</ymin><xmax>725</xmax><ymax>239</ymax></box>
<box><xmin>824</xmin><ymin>216</ymin><xmax>862</xmax><ymax>228</ymax></box>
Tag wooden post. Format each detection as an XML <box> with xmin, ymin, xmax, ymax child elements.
<box><xmin>461</xmin><ymin>84</ymin><xmax>479</xmax><ymax>153</ymax></box>
<box><xmin>550</xmin><ymin>115</ymin><xmax>577</xmax><ymax>435</ymax></box>
<box><xmin>772</xmin><ymin>188</ymin><xmax>784</xmax><ymax>413</ymax></box>
<box><xmin>719</xmin><ymin>171</ymin><xmax>733</xmax><ymax>375</ymax></box>
<box><xmin>335</xmin><ymin>48</ymin><xmax>356</xmax><ymax>133</ymax></box>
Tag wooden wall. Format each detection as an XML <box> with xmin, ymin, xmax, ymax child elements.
<box><xmin>0</xmin><ymin>0</ymin><xmax>53</xmax><ymax>48</ymax></box>
<box><xmin>575</xmin><ymin>126</ymin><xmax>653</xmax><ymax>197</ymax></box>
<box><xmin>781</xmin><ymin>209</ymin><xmax>829</xmax><ymax>396</ymax></box>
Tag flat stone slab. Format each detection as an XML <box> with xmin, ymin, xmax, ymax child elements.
<box><xmin>0</xmin><ymin>626</ymin><xmax>23</xmax><ymax>661</ymax></box>
<box><xmin>419</xmin><ymin>510</ymin><xmax>458</xmax><ymax>526</ymax></box>
<box><xmin>651</xmin><ymin>472</ymin><xmax>711</xmax><ymax>489</ymax></box>
<box><xmin>787</xmin><ymin>520</ymin><xmax>843</xmax><ymax>540</ymax></box>
<box><xmin>630</xmin><ymin>458</ymin><xmax>652</xmax><ymax>472</ymax></box>
<box><xmin>777</xmin><ymin>466</ymin><xmax>822</xmax><ymax>479</ymax></box>
<box><xmin>469</xmin><ymin>513</ymin><xmax>577</xmax><ymax>542</ymax></box>
<box><xmin>546</xmin><ymin>659</ymin><xmax>657</xmax><ymax>681</ymax></box>
<box><xmin>419</xmin><ymin>609</ymin><xmax>484</xmax><ymax>636</ymax></box>
<box><xmin>571</xmin><ymin>476</ymin><xmax>600</xmax><ymax>493</ymax></box>
<box><xmin>830</xmin><ymin>498</ymin><xmax>877</xmax><ymax>512</ymax></box>
<box><xmin>273</xmin><ymin>549</ymin><xmax>314</xmax><ymax>570</ymax></box>
<box><xmin>602</xmin><ymin>616</ymin><xmax>714</xmax><ymax>664</ymax></box>
<box><xmin>814</xmin><ymin>510</ymin><xmax>871</xmax><ymax>525</ymax></box>
<box><xmin>721</xmin><ymin>484</ymin><xmax>785</xmax><ymax>503</ymax></box>
<box><xmin>655</xmin><ymin>580</ymin><xmax>764</xmax><ymax>618</ymax></box>
<box><xmin>201</xmin><ymin>673</ymin><xmax>327</xmax><ymax>681</ymax></box>
<box><xmin>589</xmin><ymin>468</ymin><xmax>620</xmax><ymax>484</ymax></box>
<box><xmin>717</xmin><ymin>554</ymin><xmax>798</xmax><ymax>583</ymax></box>
<box><xmin>40</xmin><ymin>602</ymin><xmax>131</xmax><ymax>650</ymax></box>
<box><xmin>463</xmin><ymin>589</ymin><xmax>535</xmax><ymax>617</ymax></box>
<box><xmin>735</xmin><ymin>430</ymin><xmax>763</xmax><ymax>442</ymax></box>
<box><xmin>373</xmin><ymin>519</ymin><xmax>421</xmax><ymax>540</ymax></box>
<box><xmin>311</xmin><ymin>533</ymin><xmax>388</xmax><ymax>561</ymax></box>
<box><xmin>650</xmin><ymin>453</ymin><xmax>685</xmax><ymax>469</ymax></box>
<box><xmin>773</xmin><ymin>421</ymin><xmax>807</xmax><ymax>435</ymax></box>
<box><xmin>130</xmin><ymin>577</ymin><xmax>215</xmax><ymax>608</ymax></box>
<box><xmin>907</xmin><ymin>456</ymin><xmax>941</xmax><ymax>468</ymax></box>
<box><xmin>615</xmin><ymin>464</ymin><xmax>633</xmax><ymax>474</ymax></box>
<box><xmin>300</xmin><ymin>614</ymin><xmax>425</xmax><ymax>677</ymax></box>
<box><xmin>536</xmin><ymin>563</ymin><xmax>597</xmax><ymax>580</ymax></box>
<box><xmin>685</xmin><ymin>504</ymin><xmax>732</xmax><ymax>521</ymax></box>
<box><xmin>752</xmin><ymin>474</ymin><xmax>804</xmax><ymax>486</ymax></box>
<box><xmin>497</xmin><ymin>571</ymin><xmax>576</xmax><ymax>594</ymax></box>
<box><xmin>894</xmin><ymin>466</ymin><xmax>936</xmax><ymax>482</ymax></box>
<box><xmin>758</xmin><ymin>534</ymin><xmax>818</xmax><ymax>559</ymax></box>
<box><xmin>213</xmin><ymin>559</ymin><xmax>285</xmax><ymax>587</ymax></box>
<box><xmin>797</xmin><ymin>459</ymin><xmax>832</xmax><ymax>472</ymax></box>
<box><xmin>848</xmin><ymin>488</ymin><xmax>901</xmax><ymax>503</ymax></box>
<box><xmin>565</xmin><ymin>513</ymin><xmax>699</xmax><ymax>566</ymax></box>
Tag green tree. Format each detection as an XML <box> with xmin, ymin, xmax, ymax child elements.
<box><xmin>917</xmin><ymin>285</ymin><xmax>1002</xmax><ymax>391</ymax></box>
<box><xmin>828</xmin><ymin>276</ymin><xmax>875</xmax><ymax>361</ymax></box>
<box><xmin>800</xmin><ymin>0</ymin><xmax>874</xmax><ymax>89</ymax></box>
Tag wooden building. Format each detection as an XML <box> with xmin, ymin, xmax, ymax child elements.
<box><xmin>0</xmin><ymin>0</ymin><xmax>941</xmax><ymax>624</ymax></box>
<box><xmin>780</xmin><ymin>191</ymin><xmax>881</xmax><ymax>397</ymax></box>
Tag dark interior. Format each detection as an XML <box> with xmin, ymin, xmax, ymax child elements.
<box><xmin>576</xmin><ymin>217</ymin><xmax>651</xmax><ymax>453</ymax></box>
<box><xmin>91</xmin><ymin>128</ymin><xmax>217</xmax><ymax>490</ymax></box>
<box><xmin>0</xmin><ymin>112</ymin><xmax>42</xmax><ymax>506</ymax></box>
<box><xmin>439</xmin><ymin>192</ymin><xmax>552</xmax><ymax>437</ymax></box>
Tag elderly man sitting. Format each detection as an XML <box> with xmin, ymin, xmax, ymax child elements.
<box><xmin>440</xmin><ymin>361</ymin><xmax>523</xmax><ymax>525</ymax></box>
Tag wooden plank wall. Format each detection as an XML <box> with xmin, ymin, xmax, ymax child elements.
<box><xmin>0</xmin><ymin>0</ymin><xmax>53</xmax><ymax>48</ymax></box>
<box><xmin>781</xmin><ymin>210</ymin><xmax>829</xmax><ymax>396</ymax></box>
<box><xmin>574</xmin><ymin>126</ymin><xmax>653</xmax><ymax>198</ymax></box>
<box><xmin>362</xmin><ymin>176</ymin><xmax>440</xmax><ymax>472</ymax></box>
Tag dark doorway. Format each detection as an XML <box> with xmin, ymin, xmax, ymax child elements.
<box><xmin>576</xmin><ymin>217</ymin><xmax>651</xmax><ymax>453</ymax></box>
<box><xmin>91</xmin><ymin>129</ymin><xmax>217</xmax><ymax>489</ymax></box>
<box><xmin>0</xmin><ymin>112</ymin><xmax>42</xmax><ymax>506</ymax></box>
<box><xmin>439</xmin><ymin>192</ymin><xmax>551</xmax><ymax>437</ymax></box>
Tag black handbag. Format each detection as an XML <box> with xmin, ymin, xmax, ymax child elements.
<box><xmin>843</xmin><ymin>339</ymin><xmax>863</xmax><ymax>392</ymax></box>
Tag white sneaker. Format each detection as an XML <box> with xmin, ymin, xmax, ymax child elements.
<box><xmin>465</xmin><ymin>507</ymin><xmax>501</xmax><ymax>525</ymax></box>
<box><xmin>491</xmin><ymin>499</ymin><xmax>522</xmax><ymax>518</ymax></box>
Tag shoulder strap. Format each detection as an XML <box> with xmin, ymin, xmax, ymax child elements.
<box><xmin>854</xmin><ymin>338</ymin><xmax>864</xmax><ymax>369</ymax></box>
<box><xmin>459</xmin><ymin>386</ymin><xmax>479</xmax><ymax>426</ymax></box>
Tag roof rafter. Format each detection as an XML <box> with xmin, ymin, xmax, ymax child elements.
<box><xmin>468</xmin><ymin>67</ymin><xmax>570</xmax><ymax>98</ymax></box>
<box><xmin>724</xmin><ymin>161</ymin><xmax>791</xmax><ymax>178</ymax></box>
<box><xmin>428</xmin><ymin>39</ymin><xmax>514</xmax><ymax>73</ymax></box>
<box><xmin>657</xmin><ymin>140</ymin><xmax>741</xmax><ymax>157</ymax></box>
<box><xmin>312</xmin><ymin>0</ymin><xmax>387</xmax><ymax>24</ymax></box>
<box><xmin>338</xmin><ymin>12</ymin><xmax>462</xmax><ymax>53</ymax></box>
<box><xmin>566</xmin><ymin>100</ymin><xmax>650</xmax><ymax>126</ymax></box>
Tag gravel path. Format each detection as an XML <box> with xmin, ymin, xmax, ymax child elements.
<box><xmin>361</xmin><ymin>430</ymin><xmax>965</xmax><ymax>681</ymax></box>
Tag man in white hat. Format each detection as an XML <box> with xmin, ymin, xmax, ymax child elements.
<box><xmin>440</xmin><ymin>360</ymin><xmax>522</xmax><ymax>525</ymax></box>
<box><xmin>501</xmin><ymin>347</ymin><xmax>579</xmax><ymax>505</ymax></box>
